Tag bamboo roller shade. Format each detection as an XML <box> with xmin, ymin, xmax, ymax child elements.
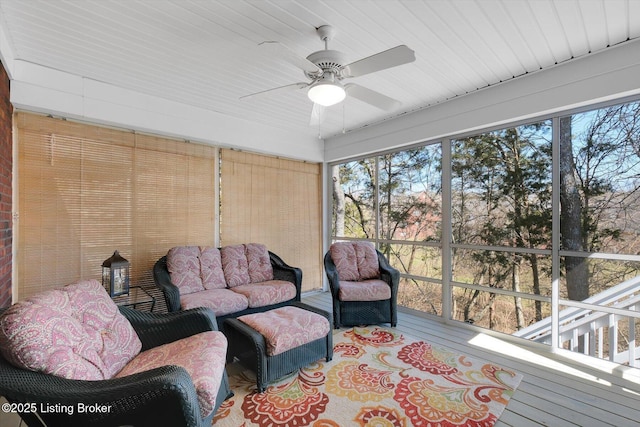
<box><xmin>220</xmin><ymin>149</ymin><xmax>323</xmax><ymax>292</ymax></box>
<box><xmin>16</xmin><ymin>112</ymin><xmax>217</xmax><ymax>300</ymax></box>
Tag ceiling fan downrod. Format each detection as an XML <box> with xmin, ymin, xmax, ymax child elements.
<box><xmin>316</xmin><ymin>25</ymin><xmax>336</xmax><ymax>49</ymax></box>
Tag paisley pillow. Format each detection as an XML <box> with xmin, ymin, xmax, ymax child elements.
<box><xmin>354</xmin><ymin>242</ymin><xmax>380</xmax><ymax>280</ymax></box>
<box><xmin>221</xmin><ymin>244</ymin><xmax>251</xmax><ymax>287</ymax></box>
<box><xmin>245</xmin><ymin>243</ymin><xmax>273</xmax><ymax>283</ymax></box>
<box><xmin>0</xmin><ymin>279</ymin><xmax>141</xmax><ymax>380</ymax></box>
<box><xmin>200</xmin><ymin>246</ymin><xmax>227</xmax><ymax>289</ymax></box>
<box><xmin>167</xmin><ymin>246</ymin><xmax>205</xmax><ymax>294</ymax></box>
<box><xmin>329</xmin><ymin>242</ymin><xmax>360</xmax><ymax>281</ymax></box>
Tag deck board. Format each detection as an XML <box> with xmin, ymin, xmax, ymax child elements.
<box><xmin>302</xmin><ymin>291</ymin><xmax>640</xmax><ymax>427</ymax></box>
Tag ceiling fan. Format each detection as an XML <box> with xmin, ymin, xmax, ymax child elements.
<box><xmin>241</xmin><ymin>25</ymin><xmax>416</xmax><ymax>120</ymax></box>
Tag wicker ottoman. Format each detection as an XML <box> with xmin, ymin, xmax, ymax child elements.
<box><xmin>224</xmin><ymin>302</ymin><xmax>333</xmax><ymax>392</ymax></box>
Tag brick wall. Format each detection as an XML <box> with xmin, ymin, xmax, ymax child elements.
<box><xmin>0</xmin><ymin>61</ymin><xmax>11</xmax><ymax>308</ymax></box>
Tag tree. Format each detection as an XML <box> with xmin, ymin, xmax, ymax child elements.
<box><xmin>335</xmin><ymin>159</ymin><xmax>376</xmax><ymax>239</ymax></box>
<box><xmin>331</xmin><ymin>164</ymin><xmax>345</xmax><ymax>237</ymax></box>
<box><xmin>561</xmin><ymin>102</ymin><xmax>640</xmax><ymax>300</ymax></box>
<box><xmin>451</xmin><ymin>122</ymin><xmax>552</xmax><ymax>328</ymax></box>
<box><xmin>559</xmin><ymin>116</ymin><xmax>590</xmax><ymax>302</ymax></box>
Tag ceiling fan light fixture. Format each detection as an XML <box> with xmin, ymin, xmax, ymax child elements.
<box><xmin>307</xmin><ymin>80</ymin><xmax>346</xmax><ymax>107</ymax></box>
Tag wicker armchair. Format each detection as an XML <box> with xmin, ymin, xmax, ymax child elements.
<box><xmin>0</xmin><ymin>305</ymin><xmax>232</xmax><ymax>427</ymax></box>
<box><xmin>324</xmin><ymin>242</ymin><xmax>400</xmax><ymax>329</ymax></box>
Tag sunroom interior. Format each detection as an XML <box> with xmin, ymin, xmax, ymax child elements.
<box><xmin>1</xmin><ymin>1</ymin><xmax>640</xmax><ymax>426</ymax></box>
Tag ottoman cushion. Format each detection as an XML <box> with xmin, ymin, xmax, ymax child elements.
<box><xmin>238</xmin><ymin>306</ymin><xmax>330</xmax><ymax>356</ymax></box>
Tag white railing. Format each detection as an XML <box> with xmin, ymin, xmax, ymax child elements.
<box><xmin>514</xmin><ymin>275</ymin><xmax>640</xmax><ymax>367</ymax></box>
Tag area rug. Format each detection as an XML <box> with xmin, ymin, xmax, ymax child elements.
<box><xmin>213</xmin><ymin>326</ymin><xmax>522</xmax><ymax>427</ymax></box>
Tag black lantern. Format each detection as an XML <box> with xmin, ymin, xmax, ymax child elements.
<box><xmin>102</xmin><ymin>250</ymin><xmax>130</xmax><ymax>297</ymax></box>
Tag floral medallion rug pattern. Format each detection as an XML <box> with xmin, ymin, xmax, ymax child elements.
<box><xmin>214</xmin><ymin>327</ymin><xmax>523</xmax><ymax>427</ymax></box>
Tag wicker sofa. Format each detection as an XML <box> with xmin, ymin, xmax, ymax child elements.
<box><xmin>153</xmin><ymin>243</ymin><xmax>302</xmax><ymax>332</ymax></box>
<box><xmin>0</xmin><ymin>280</ymin><xmax>231</xmax><ymax>427</ymax></box>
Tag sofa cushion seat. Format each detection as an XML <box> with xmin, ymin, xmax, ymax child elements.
<box><xmin>338</xmin><ymin>279</ymin><xmax>391</xmax><ymax>302</ymax></box>
<box><xmin>0</xmin><ymin>280</ymin><xmax>142</xmax><ymax>381</ymax></box>
<box><xmin>231</xmin><ymin>280</ymin><xmax>297</xmax><ymax>308</ymax></box>
<box><xmin>115</xmin><ymin>331</ymin><xmax>227</xmax><ymax>418</ymax></box>
<box><xmin>180</xmin><ymin>288</ymin><xmax>249</xmax><ymax>316</ymax></box>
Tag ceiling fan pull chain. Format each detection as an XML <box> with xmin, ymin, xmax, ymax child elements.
<box><xmin>342</xmin><ymin>102</ymin><xmax>346</xmax><ymax>134</ymax></box>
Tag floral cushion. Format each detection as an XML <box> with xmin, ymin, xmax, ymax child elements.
<box><xmin>231</xmin><ymin>280</ymin><xmax>296</xmax><ymax>308</ymax></box>
<box><xmin>331</xmin><ymin>242</ymin><xmax>381</xmax><ymax>281</ymax></box>
<box><xmin>338</xmin><ymin>279</ymin><xmax>391</xmax><ymax>302</ymax></box>
<box><xmin>200</xmin><ymin>247</ymin><xmax>226</xmax><ymax>290</ymax></box>
<box><xmin>0</xmin><ymin>280</ymin><xmax>141</xmax><ymax>380</ymax></box>
<box><xmin>239</xmin><ymin>306</ymin><xmax>330</xmax><ymax>356</ymax></box>
<box><xmin>221</xmin><ymin>244</ymin><xmax>251</xmax><ymax>287</ymax></box>
<box><xmin>167</xmin><ymin>246</ymin><xmax>205</xmax><ymax>295</ymax></box>
<box><xmin>329</xmin><ymin>242</ymin><xmax>360</xmax><ymax>281</ymax></box>
<box><xmin>246</xmin><ymin>243</ymin><xmax>274</xmax><ymax>283</ymax></box>
<box><xmin>180</xmin><ymin>288</ymin><xmax>249</xmax><ymax>316</ymax></box>
<box><xmin>354</xmin><ymin>242</ymin><xmax>380</xmax><ymax>280</ymax></box>
<box><xmin>115</xmin><ymin>331</ymin><xmax>227</xmax><ymax>419</ymax></box>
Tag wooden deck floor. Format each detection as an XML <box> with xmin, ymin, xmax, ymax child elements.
<box><xmin>302</xmin><ymin>291</ymin><xmax>640</xmax><ymax>427</ymax></box>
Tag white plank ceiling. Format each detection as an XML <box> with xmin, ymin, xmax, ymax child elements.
<box><xmin>0</xmin><ymin>0</ymin><xmax>639</xmax><ymax>140</ymax></box>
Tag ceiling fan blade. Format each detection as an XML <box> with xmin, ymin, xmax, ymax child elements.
<box><xmin>259</xmin><ymin>41</ymin><xmax>323</xmax><ymax>75</ymax></box>
<box><xmin>345</xmin><ymin>83</ymin><xmax>401</xmax><ymax>111</ymax></box>
<box><xmin>341</xmin><ymin>45</ymin><xmax>415</xmax><ymax>78</ymax></box>
<box><xmin>309</xmin><ymin>103</ymin><xmax>326</xmax><ymax>126</ymax></box>
<box><xmin>240</xmin><ymin>82</ymin><xmax>308</xmax><ymax>101</ymax></box>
